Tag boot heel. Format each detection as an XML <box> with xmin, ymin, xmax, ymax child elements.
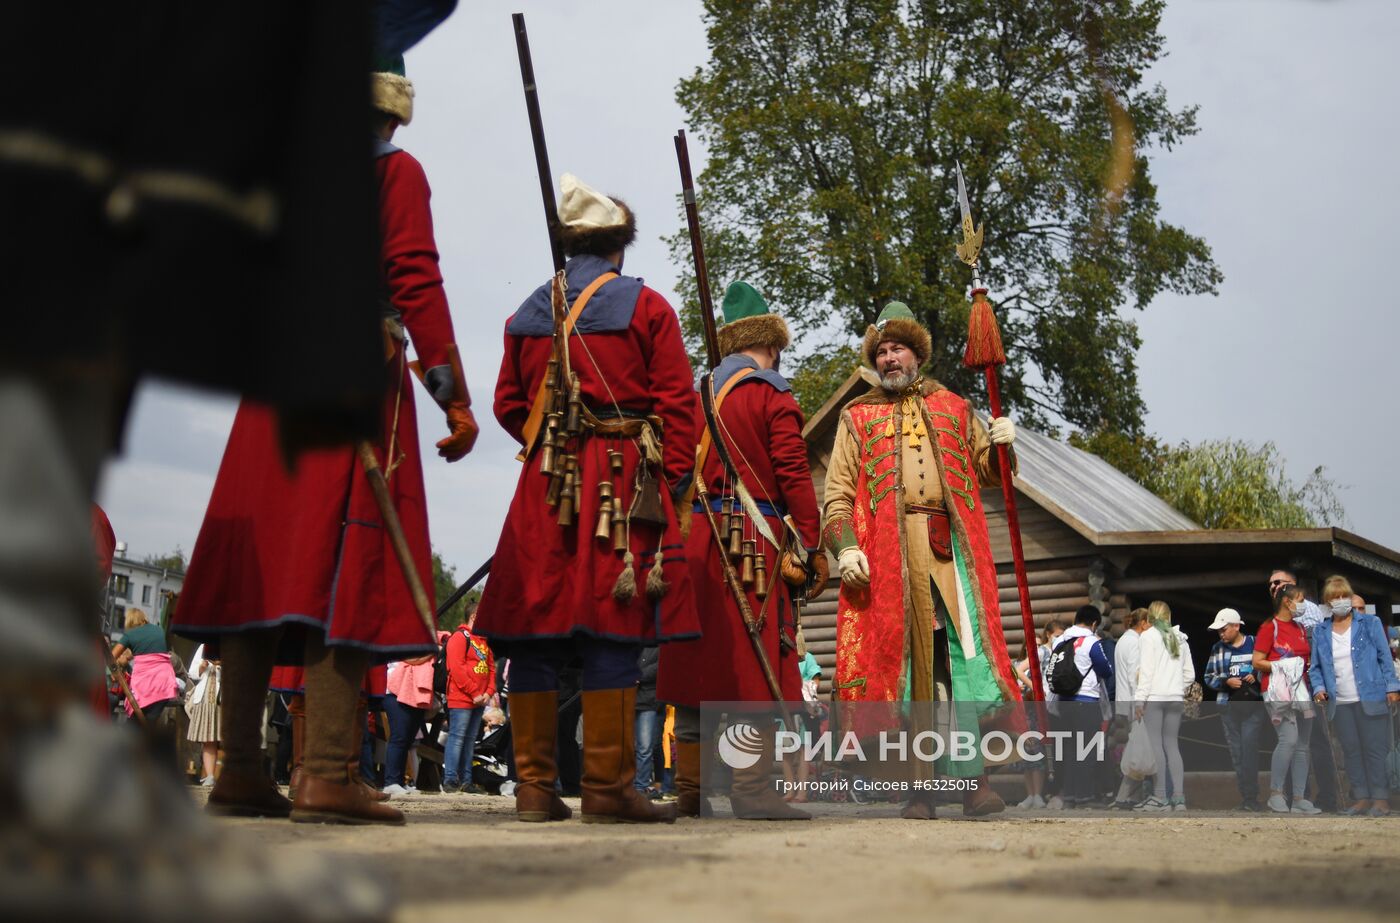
<box><xmin>517</xmin><ymin>811</ymin><xmax>550</xmax><ymax>823</ymax></box>
<box><xmin>580</xmin><ymin>814</ymin><xmax>622</xmax><ymax>824</ymax></box>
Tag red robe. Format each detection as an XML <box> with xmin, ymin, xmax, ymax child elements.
<box><xmin>475</xmin><ymin>258</ymin><xmax>699</xmax><ymax>648</ymax></box>
<box><xmin>657</xmin><ymin>359</ymin><xmax>821</xmax><ymax>707</ymax></box>
<box><xmin>174</xmin><ymin>148</ymin><xmax>454</xmax><ymax>663</ymax></box>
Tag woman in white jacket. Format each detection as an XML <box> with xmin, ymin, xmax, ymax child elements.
<box><xmin>1134</xmin><ymin>601</ymin><xmax>1195</xmax><ymax>811</ymax></box>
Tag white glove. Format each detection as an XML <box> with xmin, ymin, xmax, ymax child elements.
<box><xmin>989</xmin><ymin>416</ymin><xmax>1016</xmax><ymax>446</ymax></box>
<box><xmin>838</xmin><ymin>547</ymin><xmax>870</xmax><ymax>587</ymax></box>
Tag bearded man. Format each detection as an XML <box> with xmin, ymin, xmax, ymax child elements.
<box><xmin>822</xmin><ymin>302</ymin><xmax>1021</xmax><ymax>820</ymax></box>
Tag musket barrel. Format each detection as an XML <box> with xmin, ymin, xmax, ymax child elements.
<box><xmin>513</xmin><ymin>13</ymin><xmax>565</xmax><ymax>273</ymax></box>
<box><xmin>675</xmin><ymin>129</ymin><xmax>721</xmax><ymax>369</ymax></box>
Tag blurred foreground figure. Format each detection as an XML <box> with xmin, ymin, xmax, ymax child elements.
<box><xmin>0</xmin><ymin>2</ymin><xmax>454</xmax><ymax>918</ymax></box>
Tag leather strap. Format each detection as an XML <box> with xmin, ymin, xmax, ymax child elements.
<box><xmin>693</xmin><ymin>367</ymin><xmax>755</xmax><ymax>484</ymax></box>
<box><xmin>515</xmin><ymin>272</ymin><xmax>618</xmax><ymax>461</ymax></box>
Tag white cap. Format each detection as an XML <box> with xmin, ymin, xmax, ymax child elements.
<box><xmin>1208</xmin><ymin>608</ymin><xmax>1242</xmax><ymax>630</ymax></box>
<box><xmin>558</xmin><ymin>173</ymin><xmax>625</xmax><ymax>229</ymax></box>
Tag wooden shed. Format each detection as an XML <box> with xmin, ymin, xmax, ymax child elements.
<box><xmin>799</xmin><ymin>371</ymin><xmax>1400</xmax><ymax>692</ymax></box>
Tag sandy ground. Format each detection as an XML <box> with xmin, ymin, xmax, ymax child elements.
<box><xmin>208</xmin><ymin>790</ymin><xmax>1400</xmax><ymax>923</ymax></box>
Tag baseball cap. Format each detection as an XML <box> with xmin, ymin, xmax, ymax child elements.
<box><xmin>1209</xmin><ymin>608</ymin><xmax>1243</xmax><ymax>630</ymax></box>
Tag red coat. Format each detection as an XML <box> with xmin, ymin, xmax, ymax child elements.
<box><xmin>446</xmin><ymin>627</ymin><xmax>496</xmax><ymax>708</ymax></box>
<box><xmin>657</xmin><ymin>359</ymin><xmax>821</xmax><ymax>707</ymax></box>
<box><xmin>475</xmin><ymin>257</ymin><xmax>700</xmax><ymax>649</ymax></box>
<box><xmin>173</xmin><ymin>149</ymin><xmax>455</xmax><ymax>663</ymax></box>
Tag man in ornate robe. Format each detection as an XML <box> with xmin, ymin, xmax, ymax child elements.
<box><xmin>478</xmin><ymin>174</ymin><xmax>698</xmax><ymax>825</ymax></box>
<box><xmin>822</xmin><ymin>302</ymin><xmax>1020</xmax><ymax>819</ymax></box>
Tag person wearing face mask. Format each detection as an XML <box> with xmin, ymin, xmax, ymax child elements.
<box><xmin>1307</xmin><ymin>578</ymin><xmax>1400</xmax><ymax>816</ymax></box>
<box><xmin>1252</xmin><ymin>585</ymin><xmax>1322</xmax><ymax>814</ymax></box>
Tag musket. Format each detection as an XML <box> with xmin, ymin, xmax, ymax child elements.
<box><xmin>953</xmin><ymin>161</ymin><xmax>1047</xmax><ymax>708</ymax></box>
<box><xmin>513</xmin><ymin>13</ymin><xmax>564</xmax><ymax>274</ymax></box>
<box><xmin>674</xmin><ymin>129</ymin><xmax>721</xmax><ymax>368</ymax></box>
<box><xmin>512</xmin><ymin>12</ymin><xmax>574</xmax><ymax>471</ymax></box>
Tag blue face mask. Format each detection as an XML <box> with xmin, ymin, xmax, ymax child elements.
<box><xmin>1329</xmin><ymin>599</ymin><xmax>1353</xmax><ymax>616</ymax></box>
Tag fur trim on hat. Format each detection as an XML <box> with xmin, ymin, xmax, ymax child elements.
<box><xmin>862</xmin><ymin>315</ymin><xmax>932</xmax><ymax>368</ymax></box>
<box><xmin>718</xmin><ymin>313</ymin><xmax>790</xmax><ymax>358</ymax></box>
<box><xmin>560</xmin><ymin>198</ymin><xmax>637</xmax><ymax>257</ymax></box>
<box><xmin>372</xmin><ymin>72</ymin><xmax>414</xmax><ymax>125</ymax></box>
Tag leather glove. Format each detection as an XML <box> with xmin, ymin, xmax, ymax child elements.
<box><xmin>437</xmin><ymin>400</ymin><xmax>478</xmax><ymax>461</ymax></box>
<box><xmin>837</xmin><ymin>546</ymin><xmax>870</xmax><ymax>587</ymax></box>
<box><xmin>808</xmin><ymin>552</ymin><xmax>831</xmax><ymax>601</ymax></box>
<box><xmin>989</xmin><ymin>416</ymin><xmax>1016</xmax><ymax>446</ymax></box>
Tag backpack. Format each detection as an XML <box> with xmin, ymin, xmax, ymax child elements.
<box><xmin>1048</xmin><ymin>635</ymin><xmax>1090</xmax><ymax>697</ymax></box>
<box><xmin>432</xmin><ymin>627</ymin><xmax>470</xmax><ymax>695</ymax></box>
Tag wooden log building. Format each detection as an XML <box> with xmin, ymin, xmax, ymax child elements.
<box><xmin>799</xmin><ymin>371</ymin><xmax>1400</xmax><ymax>696</ymax></box>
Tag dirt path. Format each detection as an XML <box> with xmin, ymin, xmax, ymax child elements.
<box><xmin>220</xmin><ymin>794</ymin><xmax>1400</xmax><ymax>922</ymax></box>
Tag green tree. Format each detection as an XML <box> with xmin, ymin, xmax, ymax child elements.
<box><xmin>1071</xmin><ymin>429</ymin><xmax>1347</xmax><ymax>529</ymax></box>
<box><xmin>143</xmin><ymin>548</ymin><xmax>187</xmax><ymax>572</ymax></box>
<box><xmin>432</xmin><ymin>548</ymin><xmax>479</xmax><ymax>631</ymax></box>
<box><xmin>672</xmin><ymin>0</ymin><xmax>1220</xmax><ymax>433</ymax></box>
<box><xmin>788</xmin><ymin>344</ymin><xmax>861</xmax><ymax>416</ymax></box>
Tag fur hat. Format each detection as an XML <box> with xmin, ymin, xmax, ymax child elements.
<box><xmin>557</xmin><ymin>173</ymin><xmax>637</xmax><ymax>257</ymax></box>
<box><xmin>861</xmin><ymin>301</ymin><xmax>932</xmax><ymax>368</ymax></box>
<box><xmin>717</xmin><ymin>281</ymin><xmax>790</xmax><ymax>357</ymax></box>
<box><xmin>371</xmin><ymin>55</ymin><xmax>414</xmax><ymax>125</ymax></box>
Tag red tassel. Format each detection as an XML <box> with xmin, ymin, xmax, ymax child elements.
<box><xmin>962</xmin><ymin>288</ymin><xmax>1006</xmax><ymax>370</ymax></box>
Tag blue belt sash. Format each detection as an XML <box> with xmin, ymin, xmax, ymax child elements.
<box><xmin>694</xmin><ymin>496</ymin><xmax>786</xmax><ymax>519</ymax></box>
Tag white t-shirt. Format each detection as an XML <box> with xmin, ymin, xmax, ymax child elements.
<box><xmin>1331</xmin><ymin>625</ymin><xmax>1359</xmax><ymax>703</ymax></box>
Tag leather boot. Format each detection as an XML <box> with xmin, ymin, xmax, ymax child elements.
<box><xmin>291</xmin><ymin>774</ymin><xmax>405</xmax><ymax>826</ymax></box>
<box><xmin>208</xmin><ymin>768</ymin><xmax>292</xmax><ymax>818</ymax></box>
<box><xmin>288</xmin><ymin>695</ymin><xmax>305</xmax><ymax>800</ymax></box>
<box><xmin>675</xmin><ymin>740</ymin><xmax>710</xmax><ymax>818</ymax></box>
<box><xmin>510</xmin><ymin>691</ymin><xmax>572</xmax><ymax>822</ymax></box>
<box><xmin>728</xmin><ymin>727</ymin><xmax>809</xmax><ymax>820</ymax></box>
<box><xmin>963</xmin><ymin>775</ymin><xmax>1005</xmax><ymax>816</ymax></box>
<box><xmin>580</xmin><ymin>688</ymin><xmax>676</xmax><ymax>824</ymax></box>
<box><xmin>901</xmin><ymin>791</ymin><xmax>937</xmax><ymax>820</ymax></box>
<box><xmin>348</xmin><ymin>703</ymin><xmax>390</xmax><ymax>802</ymax></box>
<box><xmin>209</xmin><ymin>629</ymin><xmax>290</xmax><ymax>817</ymax></box>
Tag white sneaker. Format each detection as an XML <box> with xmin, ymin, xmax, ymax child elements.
<box><xmin>1031</xmin><ymin>795</ymin><xmax>1047</xmax><ymax>809</ymax></box>
<box><xmin>1267</xmin><ymin>794</ymin><xmax>1290</xmax><ymax>813</ymax></box>
<box><xmin>1133</xmin><ymin>797</ymin><xmax>1170</xmax><ymax>812</ymax></box>
<box><xmin>1017</xmin><ymin>795</ymin><xmax>1036</xmax><ymax>809</ymax></box>
<box><xmin>1172</xmin><ymin>799</ymin><xmax>1187</xmax><ymax>812</ymax></box>
<box><xmin>199</xmin><ymin>776</ymin><xmax>215</xmax><ymax>788</ymax></box>
<box><xmin>1046</xmin><ymin>795</ymin><xmax>1064</xmax><ymax>811</ymax></box>
<box><xmin>1292</xmin><ymin>798</ymin><xmax>1322</xmax><ymax>815</ymax></box>
<box><xmin>381</xmin><ymin>783</ymin><xmax>412</xmax><ymax>797</ymax></box>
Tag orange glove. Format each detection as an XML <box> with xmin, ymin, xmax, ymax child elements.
<box><xmin>437</xmin><ymin>400</ymin><xmax>478</xmax><ymax>461</ymax></box>
<box><xmin>807</xmin><ymin>552</ymin><xmax>831</xmax><ymax>601</ymax></box>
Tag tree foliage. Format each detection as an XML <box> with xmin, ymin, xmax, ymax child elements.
<box><xmin>432</xmin><ymin>548</ymin><xmax>479</xmax><ymax>631</ymax></box>
<box><xmin>143</xmin><ymin>548</ymin><xmax>187</xmax><ymax>572</ymax></box>
<box><xmin>1070</xmin><ymin>429</ymin><xmax>1347</xmax><ymax>529</ymax></box>
<box><xmin>672</xmin><ymin>0</ymin><xmax>1220</xmax><ymax>433</ymax></box>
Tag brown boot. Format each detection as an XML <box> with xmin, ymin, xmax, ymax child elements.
<box><xmin>580</xmin><ymin>688</ymin><xmax>676</xmax><ymax>824</ymax></box>
<box><xmin>510</xmin><ymin>691</ymin><xmax>572</xmax><ymax>822</ymax></box>
<box><xmin>208</xmin><ymin>768</ymin><xmax>292</xmax><ymax>818</ymax></box>
<box><xmin>210</xmin><ymin>629</ymin><xmax>289</xmax><ymax>817</ymax></box>
<box><xmin>291</xmin><ymin>774</ymin><xmax>405</xmax><ymax>826</ymax></box>
<box><xmin>288</xmin><ymin>694</ymin><xmax>305</xmax><ymax>800</ymax></box>
<box><xmin>963</xmin><ymin>775</ymin><xmax>1005</xmax><ymax>816</ymax></box>
<box><xmin>728</xmin><ymin>727</ymin><xmax>809</xmax><ymax>821</ymax></box>
<box><xmin>675</xmin><ymin>740</ymin><xmax>711</xmax><ymax>818</ymax></box>
<box><xmin>901</xmin><ymin>791</ymin><xmax>937</xmax><ymax>820</ymax></box>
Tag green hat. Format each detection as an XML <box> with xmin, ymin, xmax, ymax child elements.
<box><xmin>717</xmin><ymin>281</ymin><xmax>790</xmax><ymax>358</ymax></box>
<box><xmin>372</xmin><ymin>54</ymin><xmax>415</xmax><ymax>125</ymax></box>
<box><xmin>862</xmin><ymin>301</ymin><xmax>932</xmax><ymax>368</ymax></box>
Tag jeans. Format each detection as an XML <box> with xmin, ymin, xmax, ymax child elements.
<box><xmin>1331</xmin><ymin>702</ymin><xmax>1392</xmax><ymax>801</ymax></box>
<box><xmin>1144</xmin><ymin>701</ymin><xmax>1184</xmax><ymax>802</ymax></box>
<box><xmin>634</xmin><ymin>708</ymin><xmax>661</xmax><ymax>793</ymax></box>
<box><xmin>444</xmin><ymin>706</ymin><xmax>484</xmax><ymax>787</ymax></box>
<box><xmin>1221</xmin><ymin>705</ymin><xmax>1264</xmax><ymax>802</ymax></box>
<box><xmin>1270</xmin><ymin>713</ymin><xmax>1312</xmax><ymax>798</ymax></box>
<box><xmin>361</xmin><ymin>709</ymin><xmax>379</xmax><ymax>786</ymax></box>
<box><xmin>382</xmin><ymin>693</ymin><xmax>425</xmax><ymax>787</ymax></box>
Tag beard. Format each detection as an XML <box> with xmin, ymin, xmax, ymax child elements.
<box><xmin>879</xmin><ymin>368</ymin><xmax>916</xmax><ymax>392</ymax></box>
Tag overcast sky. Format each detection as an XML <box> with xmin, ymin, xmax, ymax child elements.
<box><xmin>98</xmin><ymin>0</ymin><xmax>1399</xmax><ymax>582</ymax></box>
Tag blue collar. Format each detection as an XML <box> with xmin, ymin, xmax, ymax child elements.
<box><xmin>507</xmin><ymin>254</ymin><xmax>645</xmax><ymax>336</ymax></box>
<box><xmin>709</xmin><ymin>352</ymin><xmax>791</xmax><ymax>394</ymax></box>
